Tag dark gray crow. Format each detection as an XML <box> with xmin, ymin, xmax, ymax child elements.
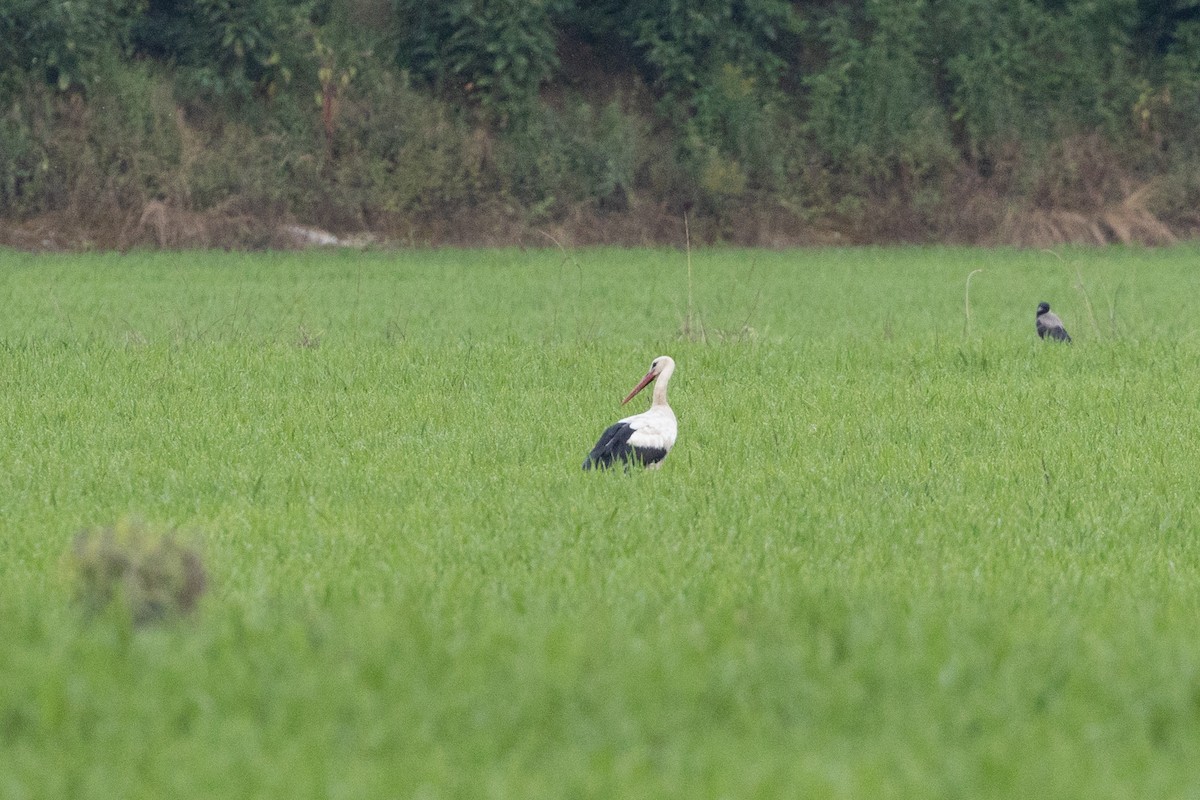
<box><xmin>1036</xmin><ymin>302</ymin><xmax>1071</xmax><ymax>342</ymax></box>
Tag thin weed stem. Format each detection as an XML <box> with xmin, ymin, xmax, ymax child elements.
<box><xmin>964</xmin><ymin>269</ymin><xmax>984</xmax><ymax>338</ymax></box>
<box><xmin>681</xmin><ymin>213</ymin><xmax>705</xmax><ymax>342</ymax></box>
<box><xmin>1042</xmin><ymin>249</ymin><xmax>1101</xmax><ymax>338</ymax></box>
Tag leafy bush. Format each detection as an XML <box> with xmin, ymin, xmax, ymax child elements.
<box><xmin>0</xmin><ymin>93</ymin><xmax>49</xmax><ymax>215</ymax></box>
<box><xmin>1158</xmin><ymin>19</ymin><xmax>1200</xmax><ymax>152</ymax></box>
<box><xmin>934</xmin><ymin>0</ymin><xmax>1142</xmax><ymax>156</ymax></box>
<box><xmin>0</xmin><ymin>60</ymin><xmax>184</xmax><ymax>221</ymax></box>
<box><xmin>68</xmin><ymin>518</ymin><xmax>207</xmax><ymax>626</ymax></box>
<box><xmin>132</xmin><ymin>0</ymin><xmax>313</xmax><ymax>102</ymax></box>
<box><xmin>492</xmin><ymin>98</ymin><xmax>648</xmax><ymax>213</ymax></box>
<box><xmin>317</xmin><ymin>67</ymin><xmax>488</xmax><ymax>225</ymax></box>
<box><xmin>568</xmin><ymin>0</ymin><xmax>799</xmax><ymax>117</ymax></box>
<box><xmin>392</xmin><ymin>0</ymin><xmax>559</xmax><ymax>123</ymax></box>
<box><xmin>691</xmin><ymin>63</ymin><xmax>797</xmax><ymax>194</ymax></box>
<box><xmin>804</xmin><ymin>0</ymin><xmax>955</xmax><ymax>182</ymax></box>
<box><xmin>0</xmin><ymin>0</ymin><xmax>144</xmax><ymax>98</ymax></box>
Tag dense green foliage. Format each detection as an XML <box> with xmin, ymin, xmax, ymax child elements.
<box><xmin>393</xmin><ymin>0</ymin><xmax>560</xmax><ymax>122</ymax></box>
<box><xmin>2</xmin><ymin>245</ymin><xmax>1200</xmax><ymax>795</ymax></box>
<box><xmin>0</xmin><ymin>0</ymin><xmax>142</xmax><ymax>94</ymax></box>
<box><xmin>2</xmin><ymin>0</ymin><xmax>1200</xmax><ymax>243</ymax></box>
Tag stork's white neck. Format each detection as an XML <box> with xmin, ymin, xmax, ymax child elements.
<box><xmin>651</xmin><ymin>359</ymin><xmax>674</xmax><ymax>407</ymax></box>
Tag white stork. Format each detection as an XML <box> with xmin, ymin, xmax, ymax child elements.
<box><xmin>582</xmin><ymin>356</ymin><xmax>677</xmax><ymax>470</ymax></box>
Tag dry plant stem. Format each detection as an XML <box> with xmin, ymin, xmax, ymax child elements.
<box><xmin>685</xmin><ymin>213</ymin><xmax>694</xmax><ymax>336</ymax></box>
<box><xmin>1072</xmin><ymin>260</ymin><xmax>1102</xmax><ymax>339</ymax></box>
<box><xmin>1109</xmin><ymin>282</ymin><xmax>1125</xmax><ymax>337</ymax></box>
<box><xmin>964</xmin><ymin>269</ymin><xmax>984</xmax><ymax>338</ymax></box>
<box><xmin>538</xmin><ymin>229</ymin><xmax>570</xmax><ymax>263</ymax></box>
<box><xmin>538</xmin><ymin>229</ymin><xmax>589</xmax><ymax>338</ymax></box>
<box><xmin>1042</xmin><ymin>249</ymin><xmax>1101</xmax><ymax>338</ymax></box>
<box><xmin>682</xmin><ymin>213</ymin><xmax>704</xmax><ymax>342</ymax></box>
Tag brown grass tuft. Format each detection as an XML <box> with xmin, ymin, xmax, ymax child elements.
<box><xmin>123</xmin><ymin>199</ymin><xmax>288</xmax><ymax>250</ymax></box>
<box><xmin>995</xmin><ymin>184</ymin><xmax>1177</xmax><ymax>247</ymax></box>
<box><xmin>67</xmin><ymin>518</ymin><xmax>207</xmax><ymax>626</ymax></box>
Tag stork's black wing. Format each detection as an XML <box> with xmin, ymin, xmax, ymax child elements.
<box><xmin>582</xmin><ymin>421</ymin><xmax>635</xmax><ymax>470</ymax></box>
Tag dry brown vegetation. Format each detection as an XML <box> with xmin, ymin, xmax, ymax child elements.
<box><xmin>2</xmin><ymin>177</ymin><xmax>1187</xmax><ymax>252</ymax></box>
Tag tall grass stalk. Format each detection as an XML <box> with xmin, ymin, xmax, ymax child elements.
<box><xmin>681</xmin><ymin>212</ymin><xmax>705</xmax><ymax>341</ymax></box>
<box><xmin>963</xmin><ymin>268</ymin><xmax>983</xmax><ymax>337</ymax></box>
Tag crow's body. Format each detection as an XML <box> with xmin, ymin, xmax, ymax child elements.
<box><xmin>1036</xmin><ymin>302</ymin><xmax>1071</xmax><ymax>342</ymax></box>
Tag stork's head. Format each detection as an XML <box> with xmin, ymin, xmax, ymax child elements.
<box><xmin>622</xmin><ymin>355</ymin><xmax>675</xmax><ymax>405</ymax></box>
<box><xmin>1037</xmin><ymin>302</ymin><xmax>1050</xmax><ymax>316</ymax></box>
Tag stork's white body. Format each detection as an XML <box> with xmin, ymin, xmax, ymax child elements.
<box><xmin>614</xmin><ymin>401</ymin><xmax>677</xmax><ymax>470</ymax></box>
<box><xmin>583</xmin><ymin>356</ymin><xmax>678</xmax><ymax>470</ymax></box>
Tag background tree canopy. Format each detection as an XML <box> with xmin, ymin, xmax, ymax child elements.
<box><xmin>2</xmin><ymin>0</ymin><xmax>1200</xmax><ymax>247</ymax></box>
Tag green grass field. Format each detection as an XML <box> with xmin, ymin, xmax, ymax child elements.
<box><xmin>2</xmin><ymin>245</ymin><xmax>1200</xmax><ymax>798</ymax></box>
